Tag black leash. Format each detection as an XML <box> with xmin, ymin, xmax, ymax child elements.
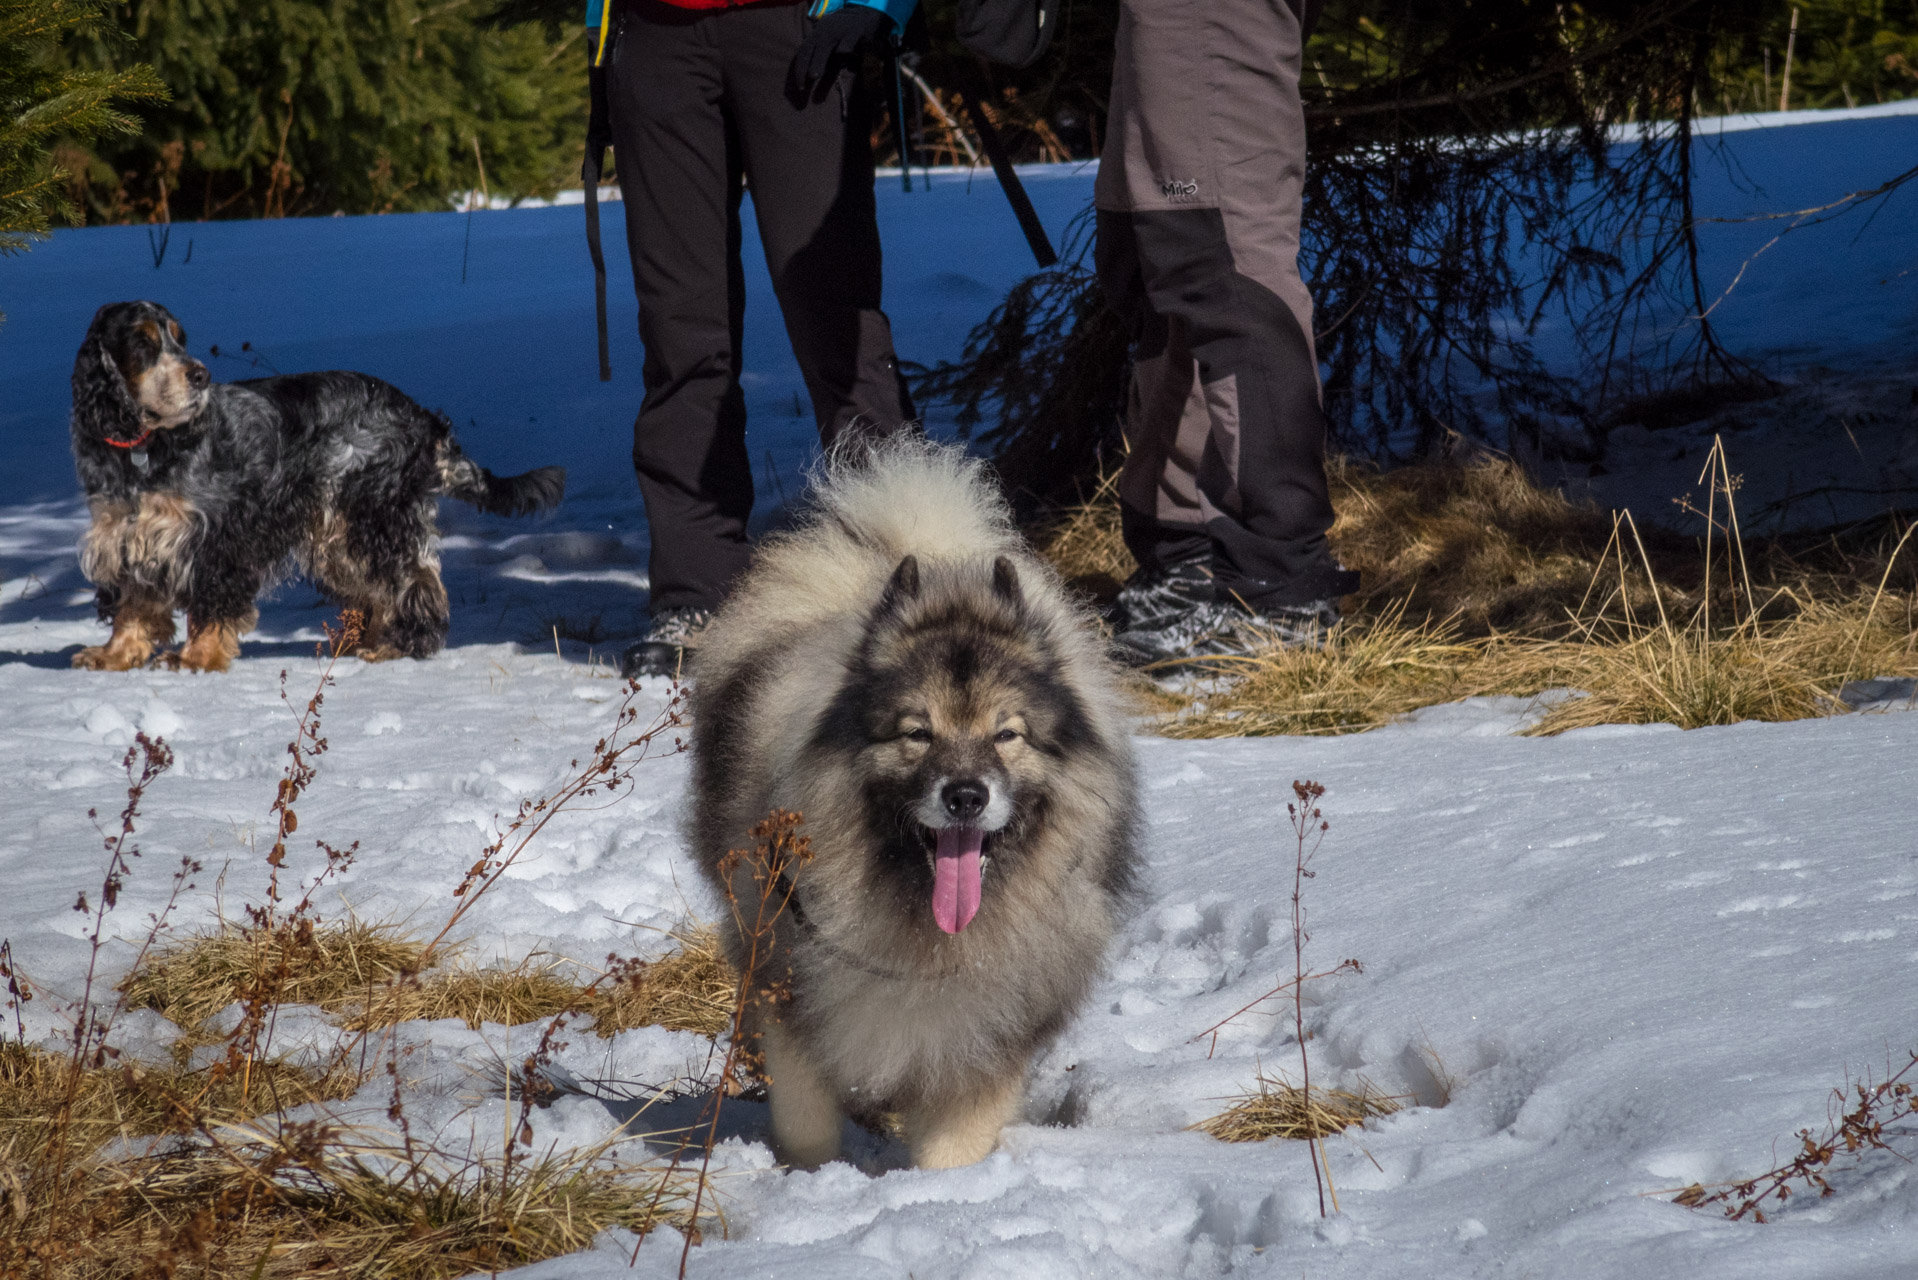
<box><xmin>583</xmin><ymin>60</ymin><xmax>613</xmax><ymax>383</ymax></box>
<box><xmin>960</xmin><ymin>91</ymin><xmax>1057</xmax><ymax>269</ymax></box>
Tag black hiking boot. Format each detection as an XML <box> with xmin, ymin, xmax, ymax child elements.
<box><xmin>619</xmin><ymin>606</ymin><xmax>712</xmax><ymax>681</ymax></box>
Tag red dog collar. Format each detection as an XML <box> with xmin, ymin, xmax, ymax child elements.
<box><xmin>104</xmin><ymin>428</ymin><xmax>154</xmax><ymax>450</ymax></box>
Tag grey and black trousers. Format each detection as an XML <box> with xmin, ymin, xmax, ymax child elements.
<box><xmin>605</xmin><ymin>0</ymin><xmax>916</xmax><ymax>614</ymax></box>
<box><xmin>1095</xmin><ymin>0</ymin><xmax>1355</xmax><ymax>609</ymax></box>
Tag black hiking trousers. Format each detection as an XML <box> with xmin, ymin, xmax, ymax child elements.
<box><xmin>605</xmin><ymin>0</ymin><xmax>916</xmax><ymax>615</ymax></box>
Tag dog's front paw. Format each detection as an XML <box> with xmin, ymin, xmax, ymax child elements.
<box><xmin>169</xmin><ymin>621</ymin><xmax>242</xmax><ymax>672</ymax></box>
<box><xmin>73</xmin><ymin>644</ymin><xmax>149</xmax><ymax>671</ymax></box>
<box><xmin>165</xmin><ymin>648</ymin><xmax>232</xmax><ymax>673</ymax></box>
<box><xmin>353</xmin><ymin>644</ymin><xmax>404</xmax><ymax>663</ymax></box>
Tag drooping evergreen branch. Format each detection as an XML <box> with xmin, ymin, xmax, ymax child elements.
<box><xmin>0</xmin><ymin>0</ymin><xmax>163</xmax><ymax>256</ymax></box>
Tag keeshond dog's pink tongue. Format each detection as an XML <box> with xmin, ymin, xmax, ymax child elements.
<box><xmin>932</xmin><ymin>825</ymin><xmax>984</xmax><ymax>934</ymax></box>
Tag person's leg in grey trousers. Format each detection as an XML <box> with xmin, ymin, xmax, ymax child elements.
<box><xmin>1095</xmin><ymin>0</ymin><xmax>1356</xmax><ymax>614</ymax></box>
<box><xmin>607</xmin><ymin>0</ymin><xmax>915</xmax><ymax>617</ymax></box>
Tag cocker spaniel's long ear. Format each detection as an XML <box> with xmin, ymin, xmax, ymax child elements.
<box><xmin>71</xmin><ymin>308</ymin><xmax>144</xmax><ymax>440</ymax></box>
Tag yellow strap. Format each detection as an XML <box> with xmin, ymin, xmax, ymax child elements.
<box><xmin>594</xmin><ymin>8</ymin><xmax>613</xmax><ymax>66</ymax></box>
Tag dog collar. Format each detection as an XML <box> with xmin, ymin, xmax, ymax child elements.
<box><xmin>103</xmin><ymin>428</ymin><xmax>155</xmax><ymax>450</ymax></box>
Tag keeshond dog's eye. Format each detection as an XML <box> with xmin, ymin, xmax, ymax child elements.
<box><xmin>904</xmin><ymin>726</ymin><xmax>933</xmax><ymax>743</ymax></box>
<box><xmin>994</xmin><ymin>728</ymin><xmax>1020</xmax><ymax>743</ymax></box>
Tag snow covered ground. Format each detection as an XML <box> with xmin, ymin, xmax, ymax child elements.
<box><xmin>6</xmin><ymin>660</ymin><xmax>1917</xmax><ymax>1278</ymax></box>
<box><xmin>1</xmin><ymin>106</ymin><xmax>1916</xmax><ymax>1278</ymax></box>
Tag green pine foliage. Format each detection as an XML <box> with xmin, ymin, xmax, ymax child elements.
<box><xmin>59</xmin><ymin>0</ymin><xmax>588</xmax><ymax>220</ymax></box>
<box><xmin>1715</xmin><ymin>1</ymin><xmax>1918</xmax><ymax>112</ymax></box>
<box><xmin>0</xmin><ymin>0</ymin><xmax>161</xmax><ymax>252</ymax></box>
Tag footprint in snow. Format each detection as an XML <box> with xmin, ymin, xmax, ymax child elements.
<box><xmin>363</xmin><ymin>711</ymin><xmax>403</xmax><ymax>737</ymax></box>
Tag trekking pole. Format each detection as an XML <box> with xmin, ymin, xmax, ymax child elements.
<box><xmin>582</xmin><ymin>1</ymin><xmax>614</xmax><ymax>381</ymax></box>
<box><xmin>959</xmin><ymin>92</ymin><xmax>1056</xmax><ymax>269</ymax></box>
<box><xmin>889</xmin><ymin>51</ymin><xmax>913</xmax><ymax>192</ymax></box>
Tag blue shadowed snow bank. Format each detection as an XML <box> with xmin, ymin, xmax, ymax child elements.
<box><xmin>1520</xmin><ymin>104</ymin><xmax>1918</xmax><ymax>374</ymax></box>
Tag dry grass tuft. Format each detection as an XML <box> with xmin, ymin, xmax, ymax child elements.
<box><xmin>346</xmin><ymin>927</ymin><xmax>738</xmax><ymax>1039</ymax></box>
<box><xmin>125</xmin><ymin>922</ymin><xmax>743</xmax><ymax>1041</ymax></box>
<box><xmin>0</xmin><ymin>1041</ymin><xmax>359</xmax><ymax>1141</ymax></box>
<box><xmin>1</xmin><ymin>1118</ymin><xmax>694</xmax><ymax>1280</ymax></box>
<box><xmin>344</xmin><ymin>960</ymin><xmax>582</xmax><ymax>1033</ymax></box>
<box><xmin>1325</xmin><ymin>452</ymin><xmax>1690</xmax><ymax>638</ymax></box>
<box><xmin>1159</xmin><ymin>608</ymin><xmax>1501</xmax><ymax>737</ymax></box>
<box><xmin>1161</xmin><ymin>593</ymin><xmax>1918</xmax><ymax>739</ymax></box>
<box><xmin>121</xmin><ymin>920</ymin><xmax>432</xmax><ymax>1030</ymax></box>
<box><xmin>588</xmin><ymin>925</ymin><xmax>737</xmax><ymax>1040</ymax></box>
<box><xmin>1031</xmin><ymin>465</ymin><xmax>1135</xmax><ymax>603</ymax></box>
<box><xmin>1196</xmin><ymin>1073</ymin><xmax>1403</xmax><ymax>1144</ymax></box>
<box><xmin>1522</xmin><ymin>595</ymin><xmax>1918</xmax><ymax>734</ymax></box>
<box><xmin>1040</xmin><ymin>446</ymin><xmax>1918</xmax><ymax>738</ymax></box>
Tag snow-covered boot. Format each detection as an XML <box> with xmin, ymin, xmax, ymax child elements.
<box><xmin>619</xmin><ymin>606</ymin><xmax>712</xmax><ymax>680</ymax></box>
<box><xmin>1112</xmin><ymin>595</ymin><xmax>1337</xmax><ymax>667</ymax></box>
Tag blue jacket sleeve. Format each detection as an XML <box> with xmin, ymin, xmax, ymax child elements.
<box><xmin>808</xmin><ymin>0</ymin><xmax>920</xmax><ymax>30</ymax></box>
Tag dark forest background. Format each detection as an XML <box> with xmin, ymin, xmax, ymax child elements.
<box><xmin>27</xmin><ymin>2</ymin><xmax>1918</xmax><ymax>220</ymax></box>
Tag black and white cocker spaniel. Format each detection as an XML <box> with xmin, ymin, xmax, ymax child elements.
<box><xmin>69</xmin><ymin>300</ymin><xmax>564</xmax><ymax>671</ymax></box>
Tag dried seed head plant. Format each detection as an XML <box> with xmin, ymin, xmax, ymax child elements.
<box><xmin>1191</xmin><ymin>781</ymin><xmax>1367</xmax><ymax>1218</ymax></box>
<box><xmin>626</xmin><ymin>810</ymin><xmax>815</xmax><ymax>1280</ymax></box>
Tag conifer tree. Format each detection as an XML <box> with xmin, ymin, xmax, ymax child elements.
<box><xmin>59</xmin><ymin>0</ymin><xmax>586</xmax><ymax>220</ymax></box>
<box><xmin>0</xmin><ymin>0</ymin><xmax>161</xmax><ymax>256</ymax></box>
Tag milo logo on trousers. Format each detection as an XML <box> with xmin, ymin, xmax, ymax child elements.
<box><xmin>1159</xmin><ymin>178</ymin><xmax>1201</xmax><ymax>202</ymax></box>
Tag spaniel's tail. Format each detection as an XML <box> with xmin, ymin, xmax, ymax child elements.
<box><xmin>435</xmin><ymin>436</ymin><xmax>566</xmax><ymax>517</ymax></box>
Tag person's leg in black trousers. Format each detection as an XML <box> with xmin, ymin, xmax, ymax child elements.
<box><xmin>607</xmin><ymin>2</ymin><xmax>752</xmax><ymax>619</ymax></box>
<box><xmin>608</xmin><ymin>1</ymin><xmax>915</xmax><ymax>677</ymax></box>
<box><xmin>723</xmin><ymin>5</ymin><xmax>915</xmax><ymax>448</ymax></box>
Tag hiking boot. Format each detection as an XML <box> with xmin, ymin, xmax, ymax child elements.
<box><xmin>619</xmin><ymin>606</ymin><xmax>712</xmax><ymax>680</ymax></box>
<box><xmin>1112</xmin><ymin>595</ymin><xmax>1339</xmax><ymax>667</ymax></box>
<box><xmin>1106</xmin><ymin>556</ymin><xmax>1215</xmax><ymax>634</ymax></box>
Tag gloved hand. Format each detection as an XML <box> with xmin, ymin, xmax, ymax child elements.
<box><xmin>789</xmin><ymin>5</ymin><xmax>896</xmax><ymax>102</ymax></box>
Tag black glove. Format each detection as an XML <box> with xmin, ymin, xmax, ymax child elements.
<box><xmin>789</xmin><ymin>5</ymin><xmax>896</xmax><ymax>102</ymax></box>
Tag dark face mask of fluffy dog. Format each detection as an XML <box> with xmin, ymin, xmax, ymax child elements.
<box><xmin>75</xmin><ymin>301</ymin><xmax>212</xmax><ymax>442</ymax></box>
<box><xmin>844</xmin><ymin>555</ymin><xmax>1092</xmax><ymax>935</ymax></box>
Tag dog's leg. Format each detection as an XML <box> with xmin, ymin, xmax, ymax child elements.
<box><xmin>325</xmin><ymin>516</ymin><xmax>447</xmax><ymax>662</ymax></box>
<box><xmin>73</xmin><ymin>593</ymin><xmax>175</xmax><ymax>671</ymax></box>
<box><xmin>170</xmin><ymin>609</ymin><xmax>254</xmax><ymax>673</ymax></box>
<box><xmin>902</xmin><ymin>1071</ymin><xmax>1024</xmax><ymax>1170</ymax></box>
<box><xmin>761</xmin><ymin>1021</ymin><xmax>844</xmax><ymax>1169</ymax></box>
<box><xmin>176</xmin><ymin>533</ymin><xmax>264</xmax><ymax>671</ymax></box>
<box><xmin>377</xmin><ymin>564</ymin><xmax>450</xmax><ymax>661</ymax></box>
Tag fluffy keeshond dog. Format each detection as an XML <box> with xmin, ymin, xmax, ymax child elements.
<box><xmin>689</xmin><ymin>441</ymin><xmax>1140</xmax><ymax>1170</ymax></box>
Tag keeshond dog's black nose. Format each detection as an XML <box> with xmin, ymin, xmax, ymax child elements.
<box><xmin>942</xmin><ymin>779</ymin><xmax>988</xmax><ymax>822</ymax></box>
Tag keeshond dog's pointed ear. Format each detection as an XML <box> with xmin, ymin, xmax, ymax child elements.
<box><xmin>875</xmin><ymin>554</ymin><xmax>921</xmax><ymax>619</ymax></box>
<box><xmin>991</xmin><ymin>556</ymin><xmax>1023</xmax><ymax>607</ymax></box>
